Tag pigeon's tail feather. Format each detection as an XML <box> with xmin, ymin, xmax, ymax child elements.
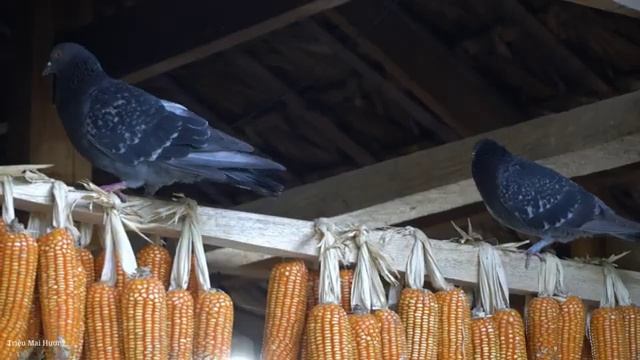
<box><xmin>580</xmin><ymin>211</ymin><xmax>640</xmax><ymax>241</ymax></box>
<box><xmin>179</xmin><ymin>151</ymin><xmax>285</xmax><ymax>171</ymax></box>
<box><xmin>223</xmin><ymin>169</ymin><xmax>284</xmax><ymax>196</ymax></box>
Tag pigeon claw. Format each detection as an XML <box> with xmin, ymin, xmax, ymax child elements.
<box><xmin>100</xmin><ymin>182</ymin><xmax>128</xmax><ymax>202</ymax></box>
<box><xmin>525</xmin><ymin>248</ymin><xmax>544</xmax><ymax>269</ymax></box>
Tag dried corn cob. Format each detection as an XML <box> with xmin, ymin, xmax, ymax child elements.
<box><xmin>307</xmin><ymin>270</ymin><xmax>320</xmax><ymax>313</ymax></box>
<box><xmin>348</xmin><ymin>312</ymin><xmax>383</xmax><ymax>360</ymax></box>
<box><xmin>471</xmin><ymin>317</ymin><xmax>499</xmax><ymax>360</ymax></box>
<box><xmin>436</xmin><ymin>287</ymin><xmax>473</xmax><ymax>360</ymax></box>
<box><xmin>527</xmin><ymin>297</ymin><xmax>561</xmax><ymax>359</ymax></box>
<box><xmin>306</xmin><ymin>303</ymin><xmax>355</xmax><ymax>360</ymax></box>
<box><xmin>398</xmin><ymin>288</ymin><xmax>439</xmax><ymax>360</ymax></box>
<box><xmin>121</xmin><ymin>270</ymin><xmax>168</xmax><ymax>359</ymax></box>
<box><xmin>77</xmin><ymin>247</ymin><xmax>95</xmax><ymax>290</ymax></box>
<box><xmin>85</xmin><ymin>282</ymin><xmax>124</xmax><ymax>360</ymax></box>
<box><xmin>618</xmin><ymin>305</ymin><xmax>640</xmax><ymax>360</ymax></box>
<box><xmin>187</xmin><ymin>255</ymin><xmax>200</xmax><ymax>299</ymax></box>
<box><xmin>374</xmin><ymin>308</ymin><xmax>408</xmax><ymax>360</ymax></box>
<box><xmin>560</xmin><ymin>296</ymin><xmax>585</xmax><ymax>360</ymax></box>
<box><xmin>590</xmin><ymin>307</ymin><xmax>630</xmax><ymax>360</ymax></box>
<box><xmin>39</xmin><ymin>228</ymin><xmax>85</xmax><ymax>359</ymax></box>
<box><xmin>137</xmin><ymin>243</ymin><xmax>172</xmax><ymax>289</ymax></box>
<box><xmin>262</xmin><ymin>260</ymin><xmax>308</xmax><ymax>360</ymax></box>
<box><xmin>0</xmin><ymin>226</ymin><xmax>38</xmax><ymax>359</ymax></box>
<box><xmin>193</xmin><ymin>290</ymin><xmax>234</xmax><ymax>360</ymax></box>
<box><xmin>95</xmin><ymin>251</ymin><xmax>126</xmax><ymax>292</ymax></box>
<box><xmin>493</xmin><ymin>308</ymin><xmax>527</xmax><ymax>360</ymax></box>
<box><xmin>167</xmin><ymin>289</ymin><xmax>194</xmax><ymax>360</ymax></box>
<box><xmin>340</xmin><ymin>268</ymin><xmax>354</xmax><ymax>314</ymax></box>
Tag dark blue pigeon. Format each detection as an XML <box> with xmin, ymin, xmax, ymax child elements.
<box><xmin>42</xmin><ymin>43</ymin><xmax>285</xmax><ymax>196</ymax></box>
<box><xmin>471</xmin><ymin>139</ymin><xmax>640</xmax><ymax>264</ymax></box>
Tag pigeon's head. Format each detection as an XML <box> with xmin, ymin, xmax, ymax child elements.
<box><xmin>472</xmin><ymin>139</ymin><xmax>511</xmax><ymax>161</ymax></box>
<box><xmin>42</xmin><ymin>43</ymin><xmax>103</xmax><ymax>80</ymax></box>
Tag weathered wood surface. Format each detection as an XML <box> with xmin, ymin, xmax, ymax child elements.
<box><xmin>562</xmin><ymin>0</ymin><xmax>640</xmax><ymax>17</ymax></box>
<box><xmin>2</xmin><ymin>180</ymin><xmax>638</xmax><ymax>303</ymax></box>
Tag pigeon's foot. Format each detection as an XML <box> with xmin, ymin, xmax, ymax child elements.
<box><xmin>524</xmin><ymin>236</ymin><xmax>555</xmax><ymax>269</ymax></box>
<box><xmin>100</xmin><ymin>182</ymin><xmax>128</xmax><ymax>202</ymax></box>
<box><xmin>525</xmin><ymin>249</ymin><xmax>544</xmax><ymax>269</ymax></box>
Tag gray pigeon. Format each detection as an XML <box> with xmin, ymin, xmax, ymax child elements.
<box><xmin>42</xmin><ymin>43</ymin><xmax>285</xmax><ymax>196</ymax></box>
<box><xmin>471</xmin><ymin>139</ymin><xmax>640</xmax><ymax>262</ymax></box>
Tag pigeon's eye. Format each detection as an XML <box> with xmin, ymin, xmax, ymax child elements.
<box><xmin>52</xmin><ymin>51</ymin><xmax>62</xmax><ymax>59</ymax></box>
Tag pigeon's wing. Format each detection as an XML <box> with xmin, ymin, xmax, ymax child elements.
<box><xmin>497</xmin><ymin>158</ymin><xmax>596</xmax><ymax>231</ymax></box>
<box><xmin>158</xmin><ymin>99</ymin><xmax>254</xmax><ymax>153</ymax></box>
<box><xmin>84</xmin><ymin>81</ymin><xmax>250</xmax><ymax>165</ymax></box>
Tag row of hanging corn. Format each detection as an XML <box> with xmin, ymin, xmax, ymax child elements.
<box><xmin>261</xmin><ymin>222</ymin><xmax>640</xmax><ymax>360</ymax></box>
<box><xmin>0</xmin><ymin>175</ymin><xmax>233</xmax><ymax>360</ymax></box>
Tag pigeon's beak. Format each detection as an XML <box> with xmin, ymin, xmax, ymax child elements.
<box><xmin>42</xmin><ymin>61</ymin><xmax>53</xmax><ymax>76</ymax></box>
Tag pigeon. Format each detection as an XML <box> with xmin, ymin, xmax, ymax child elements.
<box><xmin>471</xmin><ymin>139</ymin><xmax>640</xmax><ymax>264</ymax></box>
<box><xmin>42</xmin><ymin>42</ymin><xmax>286</xmax><ymax>196</ymax></box>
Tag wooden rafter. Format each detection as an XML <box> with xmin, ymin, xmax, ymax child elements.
<box><xmin>497</xmin><ymin>0</ymin><xmax>612</xmax><ymax>95</ymax></box>
<box><xmin>237</xmin><ymin>90</ymin><xmax>640</xmax><ymax>221</ymax></box>
<box><xmin>326</xmin><ymin>0</ymin><xmax>524</xmax><ymax>136</ymax></box>
<box><xmin>3</xmin><ymin>180</ymin><xmax>638</xmax><ymax>303</ymax></box>
<box><xmin>561</xmin><ymin>0</ymin><xmax>640</xmax><ymax>17</ymax></box>
<box><xmin>227</xmin><ymin>50</ymin><xmax>377</xmax><ymax>166</ymax></box>
<box><xmin>302</xmin><ymin>20</ymin><xmax>459</xmax><ymax>142</ymax></box>
<box><xmin>61</xmin><ymin>0</ymin><xmax>352</xmax><ymax>83</ymax></box>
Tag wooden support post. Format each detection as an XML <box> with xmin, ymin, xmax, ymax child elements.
<box><xmin>30</xmin><ymin>0</ymin><xmax>91</xmax><ymax>183</ymax></box>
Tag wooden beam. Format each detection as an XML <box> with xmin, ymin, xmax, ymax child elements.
<box><xmin>496</xmin><ymin>0</ymin><xmax>611</xmax><ymax>95</ymax></box>
<box><xmin>302</xmin><ymin>20</ymin><xmax>459</xmax><ymax>141</ymax></box>
<box><xmin>227</xmin><ymin>51</ymin><xmax>376</xmax><ymax>166</ymax></box>
<box><xmin>60</xmin><ymin>0</ymin><xmax>351</xmax><ymax>83</ymax></box>
<box><xmin>2</xmin><ymin>179</ymin><xmax>638</xmax><ymax>303</ymax></box>
<box><xmin>326</xmin><ymin>0</ymin><xmax>523</xmax><ymax>136</ymax></box>
<box><xmin>237</xmin><ymin>90</ymin><xmax>640</xmax><ymax>220</ymax></box>
<box><xmin>561</xmin><ymin>0</ymin><xmax>640</xmax><ymax>17</ymax></box>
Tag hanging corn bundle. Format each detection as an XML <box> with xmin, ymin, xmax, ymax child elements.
<box><xmin>38</xmin><ymin>181</ymin><xmax>87</xmax><ymax>359</ymax></box>
<box><xmin>305</xmin><ymin>219</ymin><xmax>355</xmax><ymax>360</ymax></box>
<box><xmin>0</xmin><ymin>174</ymin><xmax>39</xmax><ymax>360</ymax></box>
<box><xmin>588</xmin><ymin>254</ymin><xmax>632</xmax><ymax>360</ymax></box>
<box><xmin>137</xmin><ymin>235</ymin><xmax>172</xmax><ymax>289</ymax></box>
<box><xmin>261</xmin><ymin>258</ymin><xmax>308</xmax><ymax>360</ymax></box>
<box><xmin>161</xmin><ymin>198</ymin><xmax>198</xmax><ymax>360</ymax></box>
<box><xmin>397</xmin><ymin>227</ymin><xmax>440</xmax><ymax>360</ymax></box>
<box><xmin>160</xmin><ymin>198</ymin><xmax>233</xmax><ymax>360</ymax></box>
<box><xmin>473</xmin><ymin>242</ymin><xmax>528</xmax><ymax>360</ymax></box>
<box><xmin>608</xmin><ymin>256</ymin><xmax>640</xmax><ymax>360</ymax></box>
<box><xmin>408</xmin><ymin>225</ymin><xmax>474</xmax><ymax>360</ymax></box>
<box><xmin>532</xmin><ymin>254</ymin><xmax>586</xmax><ymax>360</ymax></box>
<box><xmin>348</xmin><ymin>226</ymin><xmax>402</xmax><ymax>360</ymax></box>
<box><xmin>82</xmin><ymin>182</ymin><xmax>167</xmax><ymax>360</ymax></box>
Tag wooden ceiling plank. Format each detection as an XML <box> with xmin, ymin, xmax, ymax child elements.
<box><xmin>61</xmin><ymin>0</ymin><xmax>352</xmax><ymax>83</ymax></box>
<box><xmin>327</xmin><ymin>0</ymin><xmax>524</xmax><ymax>136</ymax></box>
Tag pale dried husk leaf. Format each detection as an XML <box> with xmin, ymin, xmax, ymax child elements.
<box><xmin>80</xmin><ymin>181</ymin><xmax>141</xmax><ymax>283</ymax></box>
<box><xmin>1</xmin><ymin>176</ymin><xmax>15</xmax><ymax>225</ymax></box>
<box><xmin>350</xmin><ymin>226</ymin><xmax>396</xmax><ymax>311</ymax></box>
<box><xmin>537</xmin><ymin>253</ymin><xmax>567</xmax><ymax>298</ymax></box>
<box><xmin>477</xmin><ymin>242</ymin><xmax>510</xmax><ymax>315</ymax></box>
<box><xmin>394</xmin><ymin>226</ymin><xmax>451</xmax><ymax>291</ymax></box>
<box><xmin>315</xmin><ymin>218</ymin><xmax>347</xmax><ymax>305</ymax></box>
<box><xmin>78</xmin><ymin>222</ymin><xmax>93</xmax><ymax>248</ymax></box>
<box><xmin>26</xmin><ymin>211</ymin><xmax>50</xmax><ymax>238</ymax></box>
